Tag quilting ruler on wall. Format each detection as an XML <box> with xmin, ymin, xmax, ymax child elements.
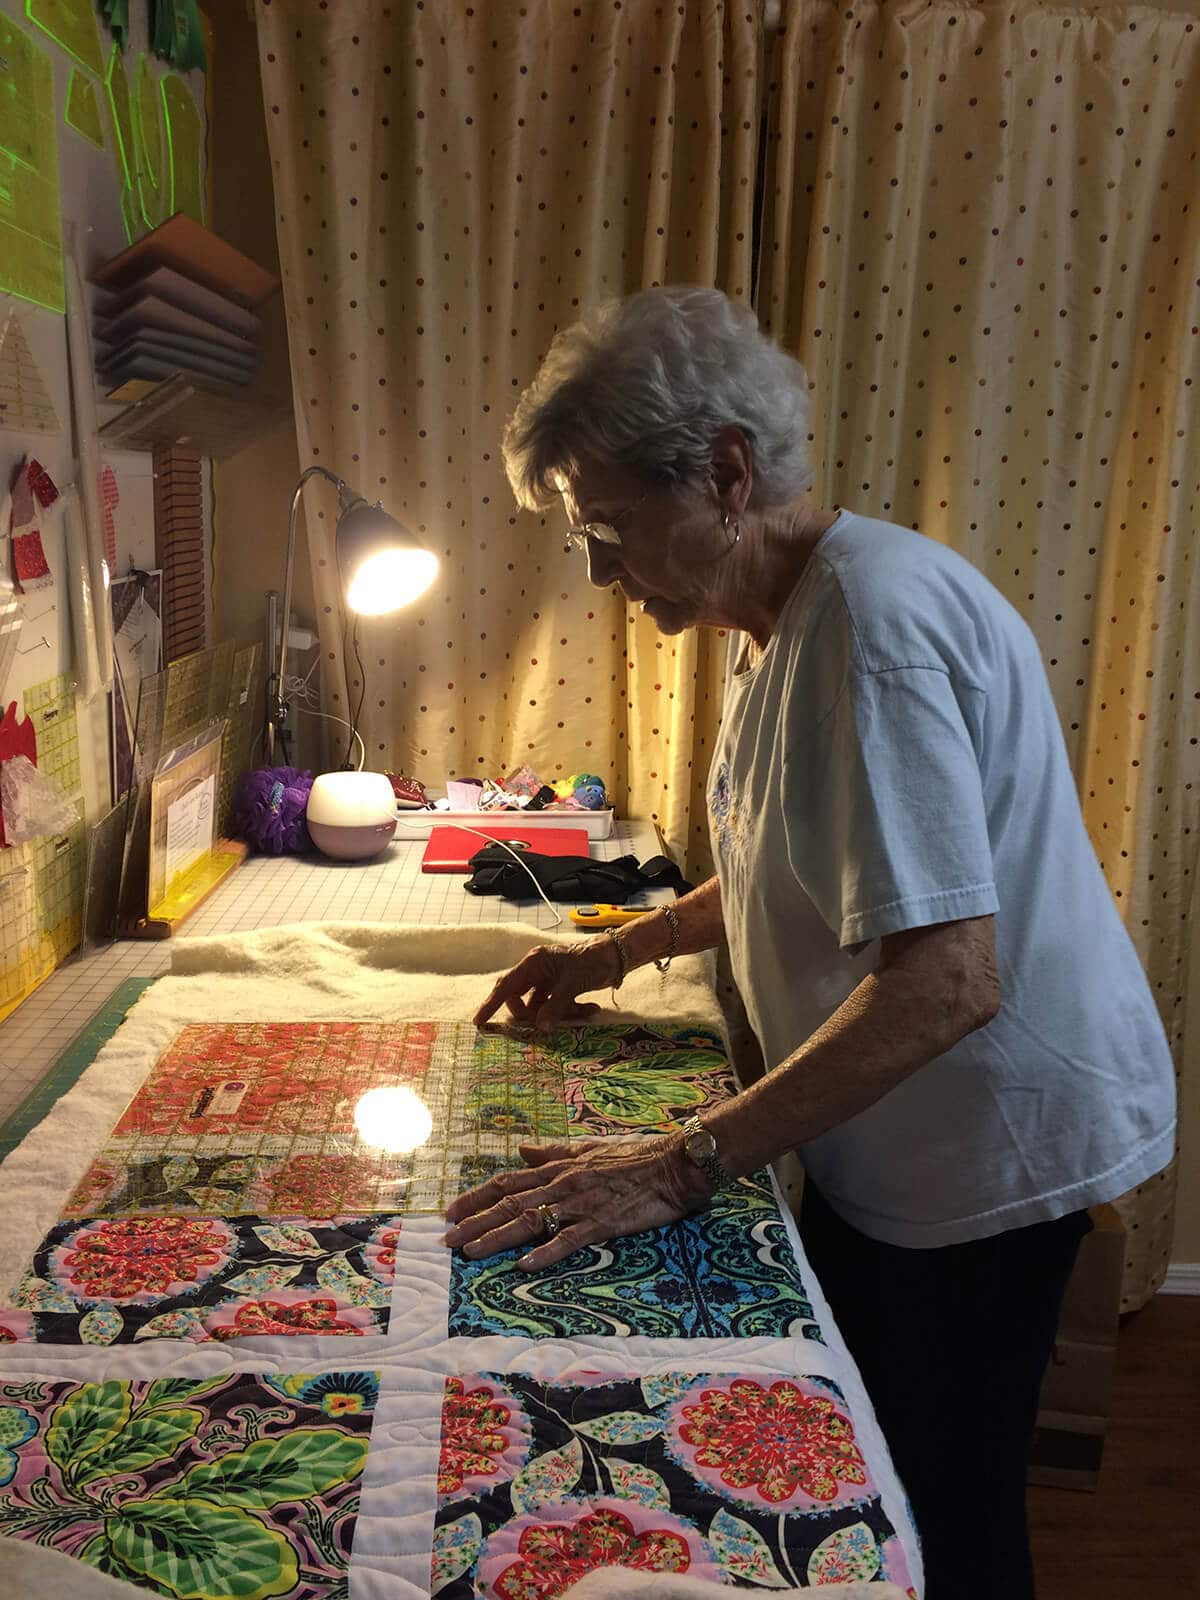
<box><xmin>0</xmin><ymin>675</ymin><xmax>85</xmax><ymax>1020</ymax></box>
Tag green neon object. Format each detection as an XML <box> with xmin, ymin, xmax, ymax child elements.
<box><xmin>104</xmin><ymin>43</ymin><xmax>133</xmax><ymax>183</ymax></box>
<box><xmin>25</xmin><ymin>0</ymin><xmax>104</xmax><ymax>77</ymax></box>
<box><xmin>132</xmin><ymin>51</ymin><xmax>167</xmax><ymax>230</ymax></box>
<box><xmin>65</xmin><ymin>67</ymin><xmax>105</xmax><ymax>150</ymax></box>
<box><xmin>104</xmin><ymin>42</ymin><xmax>137</xmax><ymax>240</ymax></box>
<box><xmin>0</xmin><ymin>16</ymin><xmax>44</xmax><ymax>171</ymax></box>
<box><xmin>161</xmin><ymin>72</ymin><xmax>203</xmax><ymax>223</ymax></box>
<box><xmin>0</xmin><ymin>14</ymin><xmax>64</xmax><ymax>312</ymax></box>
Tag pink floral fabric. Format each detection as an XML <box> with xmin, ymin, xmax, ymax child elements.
<box><xmin>666</xmin><ymin>1376</ymin><xmax>869</xmax><ymax>1511</ymax></box>
<box><xmin>50</xmin><ymin>1217</ymin><xmax>234</xmax><ymax>1305</ymax></box>
<box><xmin>438</xmin><ymin>1377</ymin><xmax>532</xmax><ymax>1500</ymax></box>
<box><xmin>478</xmin><ymin>1501</ymin><xmax>720</xmax><ymax>1600</ymax></box>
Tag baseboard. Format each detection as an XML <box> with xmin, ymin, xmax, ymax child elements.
<box><xmin>1161</xmin><ymin>1264</ymin><xmax>1200</xmax><ymax>1295</ymax></box>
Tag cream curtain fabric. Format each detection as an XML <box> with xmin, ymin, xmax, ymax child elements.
<box><xmin>254</xmin><ymin>0</ymin><xmax>761</xmax><ymax>869</ymax></box>
<box><xmin>758</xmin><ymin>0</ymin><xmax>1200</xmax><ymax>1306</ymax></box>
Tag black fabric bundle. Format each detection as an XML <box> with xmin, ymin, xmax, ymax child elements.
<box><xmin>464</xmin><ymin>847</ymin><xmax>692</xmax><ymax>903</ymax></box>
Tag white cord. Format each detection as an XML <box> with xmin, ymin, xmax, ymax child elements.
<box><xmin>295</xmin><ymin>707</ymin><xmax>365</xmax><ymax>771</ymax></box>
<box><xmin>284</xmin><ymin>656</ymin><xmax>321</xmax><ymax>699</ymax></box>
<box><xmin>393</xmin><ymin>816</ymin><xmax>564</xmax><ymax>926</ymax></box>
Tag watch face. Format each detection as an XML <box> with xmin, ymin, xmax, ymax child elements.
<box><xmin>685</xmin><ymin>1128</ymin><xmax>717</xmax><ymax>1161</ymax></box>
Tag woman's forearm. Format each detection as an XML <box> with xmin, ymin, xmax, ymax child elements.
<box><xmin>617</xmin><ymin>874</ymin><xmax>724</xmax><ymax>969</ymax></box>
<box><xmin>700</xmin><ymin>918</ymin><xmax>999</xmax><ymax>1181</ymax></box>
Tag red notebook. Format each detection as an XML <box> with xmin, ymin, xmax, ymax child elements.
<box><xmin>420</xmin><ymin>823</ymin><xmax>591</xmax><ymax>874</ymax></box>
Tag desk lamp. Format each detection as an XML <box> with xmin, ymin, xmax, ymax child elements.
<box><xmin>267</xmin><ymin>465</ymin><xmax>438</xmax><ymax>859</ymax></box>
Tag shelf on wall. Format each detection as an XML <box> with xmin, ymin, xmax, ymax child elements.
<box><xmin>90</xmin><ymin>212</ymin><xmax>280</xmax><ymax>309</ymax></box>
<box><xmin>90</xmin><ymin>211</ymin><xmax>287</xmax><ymax>458</ymax></box>
<box><xmin>98</xmin><ymin>371</ymin><xmax>291</xmax><ymax>459</ymax></box>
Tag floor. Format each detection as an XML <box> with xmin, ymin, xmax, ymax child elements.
<box><xmin>0</xmin><ymin>819</ymin><xmax>669</xmax><ymax>1125</ymax></box>
<box><xmin>1029</xmin><ymin>1292</ymin><xmax>1200</xmax><ymax>1597</ymax></box>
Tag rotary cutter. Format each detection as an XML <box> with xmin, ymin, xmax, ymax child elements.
<box><xmin>568</xmin><ymin>904</ymin><xmax>652</xmax><ymax>928</ymax></box>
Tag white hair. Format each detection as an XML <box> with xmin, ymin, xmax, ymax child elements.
<box><xmin>502</xmin><ymin>286</ymin><xmax>814</xmax><ymax>511</ymax></box>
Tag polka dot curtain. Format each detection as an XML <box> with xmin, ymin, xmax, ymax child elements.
<box><xmin>758</xmin><ymin>0</ymin><xmax>1199</xmax><ymax>1308</ymax></box>
<box><xmin>254</xmin><ymin>0</ymin><xmax>760</xmax><ymax>870</ymax></box>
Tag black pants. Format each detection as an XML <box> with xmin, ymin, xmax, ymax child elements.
<box><xmin>799</xmin><ymin>1182</ymin><xmax>1091</xmax><ymax>1600</ymax></box>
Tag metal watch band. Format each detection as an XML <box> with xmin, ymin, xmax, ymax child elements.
<box><xmin>680</xmin><ymin>1114</ymin><xmax>732</xmax><ymax>1191</ymax></box>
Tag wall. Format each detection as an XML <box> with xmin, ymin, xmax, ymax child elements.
<box><xmin>207</xmin><ymin>0</ymin><xmax>311</xmax><ymax>768</ymax></box>
<box><xmin>0</xmin><ymin>0</ymin><xmax>208</xmax><ymax>820</ymax></box>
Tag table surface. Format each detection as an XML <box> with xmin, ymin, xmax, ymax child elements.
<box><xmin>0</xmin><ymin>819</ymin><xmax>670</xmax><ymax>1128</ymax></box>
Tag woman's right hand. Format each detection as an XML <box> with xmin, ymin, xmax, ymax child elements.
<box><xmin>473</xmin><ymin>938</ymin><xmax>622</xmax><ymax>1028</ymax></box>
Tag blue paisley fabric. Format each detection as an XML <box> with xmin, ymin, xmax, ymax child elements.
<box><xmin>449</xmin><ymin>1172</ymin><xmax>823</xmax><ymax>1341</ymax></box>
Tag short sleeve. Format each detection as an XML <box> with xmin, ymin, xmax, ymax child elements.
<box><xmin>782</xmin><ymin>666</ymin><xmax>999</xmax><ymax>949</ymax></box>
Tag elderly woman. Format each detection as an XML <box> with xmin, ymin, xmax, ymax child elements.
<box><xmin>443</xmin><ymin>288</ymin><xmax>1176</xmax><ymax>1600</ymax></box>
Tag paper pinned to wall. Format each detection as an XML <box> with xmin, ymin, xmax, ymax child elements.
<box><xmin>7</xmin><ymin>457</ymin><xmax>56</xmax><ymax>596</ymax></box>
<box><xmin>0</xmin><ymin>313</ymin><xmax>61</xmax><ymax>435</ymax></box>
<box><xmin>100</xmin><ymin>464</ymin><xmax>120</xmax><ymax>568</ymax></box>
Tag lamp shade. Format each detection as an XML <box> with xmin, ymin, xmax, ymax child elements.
<box><xmin>336</xmin><ymin>496</ymin><xmax>439</xmax><ymax>615</ymax></box>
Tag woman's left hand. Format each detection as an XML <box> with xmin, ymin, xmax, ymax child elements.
<box><xmin>443</xmin><ymin>1135</ymin><xmax>714</xmax><ymax>1270</ymax></box>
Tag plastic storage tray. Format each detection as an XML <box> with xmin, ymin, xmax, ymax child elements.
<box><xmin>392</xmin><ymin>807</ymin><xmax>614</xmax><ymax>842</ymax></box>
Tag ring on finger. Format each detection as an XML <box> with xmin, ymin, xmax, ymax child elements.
<box><xmin>534</xmin><ymin>1203</ymin><xmax>562</xmax><ymax>1241</ymax></box>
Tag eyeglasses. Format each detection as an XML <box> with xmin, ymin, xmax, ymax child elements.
<box><xmin>563</xmin><ymin>489</ymin><xmax>651</xmax><ymax>551</ymax></box>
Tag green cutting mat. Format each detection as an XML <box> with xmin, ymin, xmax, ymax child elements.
<box><xmin>0</xmin><ymin>978</ymin><xmax>157</xmax><ymax>1162</ymax></box>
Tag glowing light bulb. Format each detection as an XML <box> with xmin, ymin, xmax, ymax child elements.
<box><xmin>346</xmin><ymin>549</ymin><xmax>439</xmax><ymax>615</ymax></box>
<box><xmin>353</xmin><ymin>1086</ymin><xmax>434</xmax><ymax>1153</ymax></box>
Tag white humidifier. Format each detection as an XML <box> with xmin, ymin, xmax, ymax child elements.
<box><xmin>306</xmin><ymin>771</ymin><xmax>397</xmax><ymax>861</ymax></box>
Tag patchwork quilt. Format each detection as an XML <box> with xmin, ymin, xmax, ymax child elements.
<box><xmin>0</xmin><ymin>924</ymin><xmax>921</xmax><ymax>1600</ymax></box>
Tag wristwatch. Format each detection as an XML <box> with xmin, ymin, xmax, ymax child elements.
<box><xmin>680</xmin><ymin>1115</ymin><xmax>732</xmax><ymax>1192</ymax></box>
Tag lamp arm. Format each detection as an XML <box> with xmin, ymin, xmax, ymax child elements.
<box><xmin>267</xmin><ymin>464</ymin><xmax>343</xmax><ymax>765</ymax></box>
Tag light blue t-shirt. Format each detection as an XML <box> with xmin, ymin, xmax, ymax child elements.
<box><xmin>709</xmin><ymin>511</ymin><xmax>1176</xmax><ymax>1247</ymax></box>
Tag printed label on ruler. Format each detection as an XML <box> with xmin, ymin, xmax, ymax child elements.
<box><xmin>194</xmin><ymin>1080</ymin><xmax>249</xmax><ymax>1117</ymax></box>
<box><xmin>165</xmin><ymin>774</ymin><xmax>215</xmax><ymax>887</ymax></box>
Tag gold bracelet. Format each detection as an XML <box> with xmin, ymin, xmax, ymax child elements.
<box><xmin>652</xmin><ymin>903</ymin><xmax>681</xmax><ymax>975</ymax></box>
